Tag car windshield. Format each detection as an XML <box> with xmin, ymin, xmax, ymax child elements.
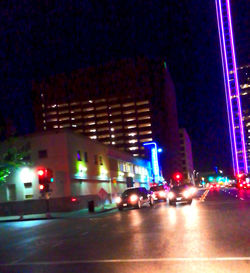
<box><xmin>150</xmin><ymin>186</ymin><xmax>164</xmax><ymax>191</ymax></box>
<box><xmin>172</xmin><ymin>185</ymin><xmax>188</xmax><ymax>192</ymax></box>
<box><xmin>122</xmin><ymin>188</ymin><xmax>139</xmax><ymax>197</ymax></box>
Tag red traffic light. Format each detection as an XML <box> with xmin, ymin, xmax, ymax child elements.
<box><xmin>173</xmin><ymin>172</ymin><xmax>182</xmax><ymax>181</ymax></box>
<box><xmin>37</xmin><ymin>169</ymin><xmax>45</xmax><ymax>176</ymax></box>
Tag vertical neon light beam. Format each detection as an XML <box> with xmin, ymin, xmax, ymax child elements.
<box><xmin>215</xmin><ymin>0</ymin><xmax>248</xmax><ymax>175</ymax></box>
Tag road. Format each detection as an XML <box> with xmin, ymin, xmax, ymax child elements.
<box><xmin>0</xmin><ymin>188</ymin><xmax>249</xmax><ymax>273</ymax></box>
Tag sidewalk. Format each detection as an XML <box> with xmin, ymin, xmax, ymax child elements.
<box><xmin>0</xmin><ymin>203</ymin><xmax>117</xmax><ymax>223</ymax></box>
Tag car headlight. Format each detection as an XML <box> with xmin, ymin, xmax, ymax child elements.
<box><xmin>168</xmin><ymin>192</ymin><xmax>175</xmax><ymax>199</ymax></box>
<box><xmin>189</xmin><ymin>187</ymin><xmax>196</xmax><ymax>195</ymax></box>
<box><xmin>183</xmin><ymin>190</ymin><xmax>190</xmax><ymax>199</ymax></box>
<box><xmin>130</xmin><ymin>194</ymin><xmax>138</xmax><ymax>202</ymax></box>
<box><xmin>159</xmin><ymin>191</ymin><xmax>166</xmax><ymax>197</ymax></box>
<box><xmin>115</xmin><ymin>196</ymin><xmax>122</xmax><ymax>204</ymax></box>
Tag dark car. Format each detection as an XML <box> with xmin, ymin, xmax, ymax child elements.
<box><xmin>150</xmin><ymin>185</ymin><xmax>168</xmax><ymax>202</ymax></box>
<box><xmin>115</xmin><ymin>187</ymin><xmax>154</xmax><ymax>210</ymax></box>
<box><xmin>168</xmin><ymin>185</ymin><xmax>193</xmax><ymax>205</ymax></box>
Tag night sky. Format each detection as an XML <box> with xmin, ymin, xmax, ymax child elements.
<box><xmin>0</xmin><ymin>0</ymin><xmax>249</xmax><ymax>174</ymax></box>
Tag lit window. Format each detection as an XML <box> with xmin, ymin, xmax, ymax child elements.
<box><xmin>90</xmin><ymin>129</ymin><xmax>96</xmax><ymax>132</ymax></box>
<box><xmin>84</xmin><ymin>114</ymin><xmax>95</xmax><ymax>119</ymax></box>
<box><xmin>112</xmin><ymin>141</ymin><xmax>116</xmax><ymax>145</ymax></box>
<box><xmin>139</xmin><ymin>130</ymin><xmax>152</xmax><ymax>135</ymax></box>
<box><xmin>128</xmin><ymin>147</ymin><xmax>138</xmax><ymax>151</ymax></box>
<box><xmin>136</xmin><ymin>100</ymin><xmax>149</xmax><ymax>106</ymax></box>
<box><xmin>126</xmin><ymin>118</ymin><xmax>136</xmax><ymax>122</ymax></box>
<box><xmin>133</xmin><ymin>154</ymin><xmax>139</xmax><ymax>157</ymax></box>
<box><xmin>141</xmin><ymin>138</ymin><xmax>153</xmax><ymax>142</ymax></box>
<box><xmin>128</xmin><ymin>139</ymin><xmax>138</xmax><ymax>144</ymax></box>
<box><xmin>90</xmin><ymin>136</ymin><xmax>97</xmax><ymax>139</ymax></box>
<box><xmin>58</xmin><ymin>103</ymin><xmax>68</xmax><ymax>108</ymax></box>
<box><xmin>98</xmin><ymin>135</ymin><xmax>110</xmax><ymax>139</ymax></box>
<box><xmin>126</xmin><ymin>125</ymin><xmax>136</xmax><ymax>129</ymax></box>
<box><xmin>53</xmin><ymin>125</ymin><xmax>58</xmax><ymax>128</ymax></box>
<box><xmin>123</xmin><ymin>102</ymin><xmax>134</xmax><ymax>107</ymax></box>
<box><xmin>124</xmin><ymin>110</ymin><xmax>135</xmax><ymax>115</ymax></box>
<box><xmin>47</xmin><ymin>111</ymin><xmax>57</xmax><ymax>115</ymax></box>
<box><xmin>58</xmin><ymin>110</ymin><xmax>69</xmax><ymax>115</ymax></box>
<box><xmin>137</xmin><ymin>108</ymin><xmax>150</xmax><ymax>113</ymax></box>
<box><xmin>85</xmin><ymin>121</ymin><xmax>96</xmax><ymax>126</ymax></box>
<box><xmin>111</xmin><ymin>128</ymin><xmax>114</xmax><ymax>131</ymax></box>
<box><xmin>128</xmin><ymin>132</ymin><xmax>137</xmax><ymax>137</ymax></box>
<box><xmin>111</xmin><ymin>135</ymin><xmax>115</xmax><ymax>138</ymax></box>
<box><xmin>96</xmin><ymin>113</ymin><xmax>108</xmax><ymax>117</ymax></box>
<box><xmin>97</xmin><ymin>120</ymin><xmax>108</xmax><ymax>125</ymax></box>
<box><xmin>138</xmin><ymin>116</ymin><xmax>150</xmax><ymax>120</ymax></box>
<box><xmin>83</xmin><ymin>107</ymin><xmax>94</xmax><ymax>112</ymax></box>
<box><xmin>72</xmin><ymin>125</ymin><xmax>77</xmax><ymax>127</ymax></box>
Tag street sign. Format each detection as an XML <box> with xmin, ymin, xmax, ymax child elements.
<box><xmin>98</xmin><ymin>188</ymin><xmax>108</xmax><ymax>200</ymax></box>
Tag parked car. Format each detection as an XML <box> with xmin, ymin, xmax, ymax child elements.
<box><xmin>150</xmin><ymin>185</ymin><xmax>168</xmax><ymax>202</ymax></box>
<box><xmin>168</xmin><ymin>184</ymin><xmax>193</xmax><ymax>205</ymax></box>
<box><xmin>115</xmin><ymin>187</ymin><xmax>154</xmax><ymax>210</ymax></box>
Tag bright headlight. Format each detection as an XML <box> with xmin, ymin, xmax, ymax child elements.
<box><xmin>115</xmin><ymin>196</ymin><xmax>122</xmax><ymax>204</ymax></box>
<box><xmin>159</xmin><ymin>191</ymin><xmax>166</xmax><ymax>197</ymax></box>
<box><xmin>189</xmin><ymin>187</ymin><xmax>196</xmax><ymax>195</ymax></box>
<box><xmin>130</xmin><ymin>194</ymin><xmax>138</xmax><ymax>202</ymax></box>
<box><xmin>183</xmin><ymin>190</ymin><xmax>190</xmax><ymax>199</ymax></box>
<box><xmin>168</xmin><ymin>192</ymin><xmax>175</xmax><ymax>199</ymax></box>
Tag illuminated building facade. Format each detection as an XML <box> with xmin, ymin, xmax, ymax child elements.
<box><xmin>238</xmin><ymin>65</ymin><xmax>250</xmax><ymax>172</ymax></box>
<box><xmin>215</xmin><ymin>0</ymin><xmax>248</xmax><ymax>175</ymax></box>
<box><xmin>32</xmin><ymin>57</ymin><xmax>181</xmax><ymax>179</ymax></box>
<box><xmin>179</xmin><ymin>129</ymin><xmax>194</xmax><ymax>183</ymax></box>
<box><xmin>0</xmin><ymin>130</ymin><xmax>151</xmax><ymax>209</ymax></box>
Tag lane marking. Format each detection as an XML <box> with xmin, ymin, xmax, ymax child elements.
<box><xmin>199</xmin><ymin>189</ymin><xmax>209</xmax><ymax>202</ymax></box>
<box><xmin>3</xmin><ymin>257</ymin><xmax>250</xmax><ymax>266</ymax></box>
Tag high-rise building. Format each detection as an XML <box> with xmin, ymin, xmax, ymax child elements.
<box><xmin>238</xmin><ymin>65</ymin><xmax>250</xmax><ymax>172</ymax></box>
<box><xmin>179</xmin><ymin>128</ymin><xmax>194</xmax><ymax>183</ymax></box>
<box><xmin>32</xmin><ymin>57</ymin><xmax>181</xmax><ymax>179</ymax></box>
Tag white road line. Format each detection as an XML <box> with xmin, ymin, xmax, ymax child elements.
<box><xmin>3</xmin><ymin>257</ymin><xmax>250</xmax><ymax>266</ymax></box>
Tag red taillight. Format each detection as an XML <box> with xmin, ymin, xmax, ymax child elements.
<box><xmin>71</xmin><ymin>197</ymin><xmax>77</xmax><ymax>202</ymax></box>
<box><xmin>39</xmin><ymin>185</ymin><xmax>44</xmax><ymax>190</ymax></box>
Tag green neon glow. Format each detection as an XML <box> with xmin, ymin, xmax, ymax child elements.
<box><xmin>208</xmin><ymin>176</ymin><xmax>214</xmax><ymax>182</ymax></box>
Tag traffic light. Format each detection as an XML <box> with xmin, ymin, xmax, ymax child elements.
<box><xmin>37</xmin><ymin>168</ymin><xmax>46</xmax><ymax>185</ymax></box>
<box><xmin>173</xmin><ymin>172</ymin><xmax>182</xmax><ymax>182</ymax></box>
<box><xmin>37</xmin><ymin>168</ymin><xmax>53</xmax><ymax>194</ymax></box>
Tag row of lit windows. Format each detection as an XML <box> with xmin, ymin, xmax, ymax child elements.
<box><xmin>47</xmin><ymin>100</ymin><xmax>149</xmax><ymax>110</ymax></box>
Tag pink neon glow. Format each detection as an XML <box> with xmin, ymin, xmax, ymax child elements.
<box><xmin>225</xmin><ymin>0</ymin><xmax>248</xmax><ymax>173</ymax></box>
<box><xmin>217</xmin><ymin>0</ymin><xmax>239</xmax><ymax>173</ymax></box>
<box><xmin>215</xmin><ymin>0</ymin><xmax>248</xmax><ymax>174</ymax></box>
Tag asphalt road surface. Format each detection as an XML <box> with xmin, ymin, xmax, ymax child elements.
<box><xmin>0</xmin><ymin>188</ymin><xmax>249</xmax><ymax>273</ymax></box>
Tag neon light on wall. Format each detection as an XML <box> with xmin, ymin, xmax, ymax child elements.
<box><xmin>143</xmin><ymin>142</ymin><xmax>160</xmax><ymax>183</ymax></box>
<box><xmin>215</xmin><ymin>0</ymin><xmax>248</xmax><ymax>175</ymax></box>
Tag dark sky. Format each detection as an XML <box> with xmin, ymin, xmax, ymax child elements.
<box><xmin>0</xmin><ymin>0</ymin><xmax>249</xmax><ymax>174</ymax></box>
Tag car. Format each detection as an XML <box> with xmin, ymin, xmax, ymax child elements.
<box><xmin>209</xmin><ymin>183</ymin><xmax>220</xmax><ymax>190</ymax></box>
<box><xmin>115</xmin><ymin>187</ymin><xmax>154</xmax><ymax>211</ymax></box>
<box><xmin>150</xmin><ymin>185</ymin><xmax>168</xmax><ymax>202</ymax></box>
<box><xmin>168</xmin><ymin>184</ymin><xmax>193</xmax><ymax>205</ymax></box>
<box><xmin>237</xmin><ymin>181</ymin><xmax>250</xmax><ymax>190</ymax></box>
<box><xmin>183</xmin><ymin>183</ymin><xmax>197</xmax><ymax>195</ymax></box>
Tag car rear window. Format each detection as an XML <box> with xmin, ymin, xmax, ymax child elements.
<box><xmin>150</xmin><ymin>186</ymin><xmax>164</xmax><ymax>191</ymax></box>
